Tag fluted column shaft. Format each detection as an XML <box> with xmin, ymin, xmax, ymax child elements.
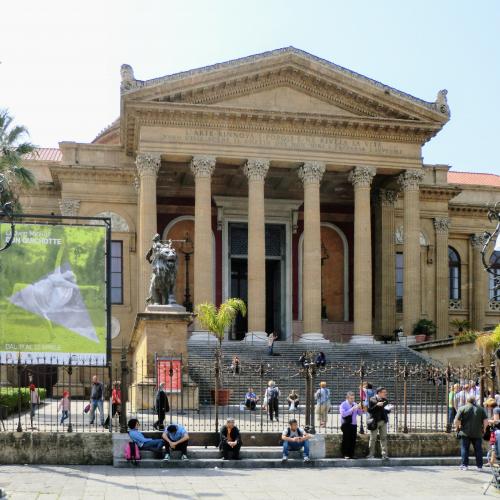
<box><xmin>244</xmin><ymin>159</ymin><xmax>269</xmax><ymax>333</ymax></box>
<box><xmin>379</xmin><ymin>189</ymin><xmax>398</xmax><ymax>335</ymax></box>
<box><xmin>434</xmin><ymin>217</ymin><xmax>451</xmax><ymax>339</ymax></box>
<box><xmin>136</xmin><ymin>153</ymin><xmax>161</xmax><ymax>310</ymax></box>
<box><xmin>471</xmin><ymin>234</ymin><xmax>486</xmax><ymax>331</ymax></box>
<box><xmin>190</xmin><ymin>156</ymin><xmax>216</xmax><ymax>314</ymax></box>
<box><xmin>298</xmin><ymin>162</ymin><xmax>325</xmax><ymax>334</ymax></box>
<box><xmin>349</xmin><ymin>166</ymin><xmax>376</xmax><ymax>335</ymax></box>
<box><xmin>398</xmin><ymin>170</ymin><xmax>424</xmax><ymax>335</ymax></box>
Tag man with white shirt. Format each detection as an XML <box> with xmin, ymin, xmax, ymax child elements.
<box><xmin>281</xmin><ymin>419</ymin><xmax>312</xmax><ymax>463</ymax></box>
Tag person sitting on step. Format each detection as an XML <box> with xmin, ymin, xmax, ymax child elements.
<box><xmin>281</xmin><ymin>418</ymin><xmax>311</xmax><ymax>463</ymax></box>
<box><xmin>287</xmin><ymin>389</ymin><xmax>300</xmax><ymax>411</ymax></box>
<box><xmin>128</xmin><ymin>418</ymin><xmax>165</xmax><ymax>455</ymax></box>
<box><xmin>245</xmin><ymin>387</ymin><xmax>259</xmax><ymax>411</ymax></box>
<box><xmin>162</xmin><ymin>423</ymin><xmax>189</xmax><ymax>461</ymax></box>
<box><xmin>219</xmin><ymin>417</ymin><xmax>242</xmax><ymax>460</ymax></box>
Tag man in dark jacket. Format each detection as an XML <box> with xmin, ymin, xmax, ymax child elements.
<box><xmin>89</xmin><ymin>375</ymin><xmax>105</xmax><ymax>426</ymax></box>
<box><xmin>219</xmin><ymin>417</ymin><xmax>242</xmax><ymax>460</ymax></box>
<box><xmin>367</xmin><ymin>387</ymin><xmax>393</xmax><ymax>459</ymax></box>
<box><xmin>153</xmin><ymin>383</ymin><xmax>170</xmax><ymax>430</ymax></box>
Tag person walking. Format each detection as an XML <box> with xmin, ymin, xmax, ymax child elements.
<box><xmin>89</xmin><ymin>375</ymin><xmax>105</xmax><ymax>426</ymax></box>
<box><xmin>454</xmin><ymin>395</ymin><xmax>488</xmax><ymax>471</ymax></box>
<box><xmin>339</xmin><ymin>391</ymin><xmax>364</xmax><ymax>459</ymax></box>
<box><xmin>267</xmin><ymin>333</ymin><xmax>278</xmax><ymax>356</ymax></box>
<box><xmin>264</xmin><ymin>380</ymin><xmax>280</xmax><ymax>421</ymax></box>
<box><xmin>367</xmin><ymin>387</ymin><xmax>393</xmax><ymax>459</ymax></box>
<box><xmin>58</xmin><ymin>390</ymin><xmax>70</xmax><ymax>425</ymax></box>
<box><xmin>219</xmin><ymin>417</ymin><xmax>242</xmax><ymax>460</ymax></box>
<box><xmin>448</xmin><ymin>383</ymin><xmax>460</xmax><ymax>431</ymax></box>
<box><xmin>315</xmin><ymin>381</ymin><xmax>331</xmax><ymax>428</ymax></box>
<box><xmin>29</xmin><ymin>384</ymin><xmax>40</xmax><ymax>419</ymax></box>
<box><xmin>153</xmin><ymin>383</ymin><xmax>170</xmax><ymax>430</ymax></box>
<box><xmin>104</xmin><ymin>381</ymin><xmax>122</xmax><ymax>429</ymax></box>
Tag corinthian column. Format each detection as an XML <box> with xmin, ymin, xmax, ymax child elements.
<box><xmin>349</xmin><ymin>166</ymin><xmax>376</xmax><ymax>335</ymax></box>
<box><xmin>298</xmin><ymin>161</ymin><xmax>325</xmax><ymax>340</ymax></box>
<box><xmin>136</xmin><ymin>153</ymin><xmax>161</xmax><ymax>310</ymax></box>
<box><xmin>434</xmin><ymin>217</ymin><xmax>451</xmax><ymax>339</ymax></box>
<box><xmin>190</xmin><ymin>155</ymin><xmax>216</xmax><ymax>319</ymax></box>
<box><xmin>244</xmin><ymin>159</ymin><xmax>269</xmax><ymax>335</ymax></box>
<box><xmin>398</xmin><ymin>169</ymin><xmax>424</xmax><ymax>336</ymax></box>
<box><xmin>470</xmin><ymin>234</ymin><xmax>487</xmax><ymax>331</ymax></box>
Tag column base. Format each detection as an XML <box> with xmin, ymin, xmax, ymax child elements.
<box><xmin>348</xmin><ymin>335</ymin><xmax>374</xmax><ymax>345</ymax></box>
<box><xmin>298</xmin><ymin>333</ymin><xmax>330</xmax><ymax>343</ymax></box>
<box><xmin>242</xmin><ymin>331</ymin><xmax>268</xmax><ymax>343</ymax></box>
<box><xmin>189</xmin><ymin>331</ymin><xmax>218</xmax><ymax>343</ymax></box>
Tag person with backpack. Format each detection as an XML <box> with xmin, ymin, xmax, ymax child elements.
<box><xmin>339</xmin><ymin>391</ymin><xmax>364</xmax><ymax>459</ymax></box>
<box><xmin>454</xmin><ymin>394</ymin><xmax>488</xmax><ymax>471</ymax></box>
<box><xmin>153</xmin><ymin>383</ymin><xmax>170</xmax><ymax>430</ymax></box>
<box><xmin>219</xmin><ymin>417</ymin><xmax>242</xmax><ymax>460</ymax></box>
<box><xmin>367</xmin><ymin>387</ymin><xmax>393</xmax><ymax>459</ymax></box>
<box><xmin>315</xmin><ymin>381</ymin><xmax>330</xmax><ymax>428</ymax></box>
<box><xmin>162</xmin><ymin>423</ymin><xmax>189</xmax><ymax>461</ymax></box>
<box><xmin>264</xmin><ymin>380</ymin><xmax>280</xmax><ymax>421</ymax></box>
<box><xmin>128</xmin><ymin>418</ymin><xmax>165</xmax><ymax>454</ymax></box>
<box><xmin>281</xmin><ymin>418</ymin><xmax>311</xmax><ymax>462</ymax></box>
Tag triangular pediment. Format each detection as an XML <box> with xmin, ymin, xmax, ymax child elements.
<box><xmin>209</xmin><ymin>86</ymin><xmax>357</xmax><ymax>116</ymax></box>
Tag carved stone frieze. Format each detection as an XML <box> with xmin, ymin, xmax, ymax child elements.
<box><xmin>244</xmin><ymin>159</ymin><xmax>270</xmax><ymax>181</ymax></box>
<box><xmin>190</xmin><ymin>155</ymin><xmax>216</xmax><ymax>178</ymax></box>
<box><xmin>297</xmin><ymin>161</ymin><xmax>325</xmax><ymax>185</ymax></box>
<box><xmin>59</xmin><ymin>198</ymin><xmax>80</xmax><ymax>216</ymax></box>
<box><xmin>470</xmin><ymin>233</ymin><xmax>487</xmax><ymax>248</ymax></box>
<box><xmin>378</xmin><ymin>189</ymin><xmax>399</xmax><ymax>206</ymax></box>
<box><xmin>135</xmin><ymin>153</ymin><xmax>161</xmax><ymax>177</ymax></box>
<box><xmin>398</xmin><ymin>169</ymin><xmax>425</xmax><ymax>191</ymax></box>
<box><xmin>433</xmin><ymin>217</ymin><xmax>451</xmax><ymax>234</ymax></box>
<box><xmin>348</xmin><ymin>166</ymin><xmax>376</xmax><ymax>188</ymax></box>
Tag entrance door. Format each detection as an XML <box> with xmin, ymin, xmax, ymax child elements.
<box><xmin>228</xmin><ymin>222</ymin><xmax>286</xmax><ymax>340</ymax></box>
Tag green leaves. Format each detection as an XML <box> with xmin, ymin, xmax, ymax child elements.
<box><xmin>195</xmin><ymin>298</ymin><xmax>247</xmax><ymax>342</ymax></box>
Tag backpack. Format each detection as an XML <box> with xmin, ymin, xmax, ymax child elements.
<box><xmin>124</xmin><ymin>441</ymin><xmax>141</xmax><ymax>465</ymax></box>
<box><xmin>268</xmin><ymin>387</ymin><xmax>279</xmax><ymax>401</ymax></box>
<box><xmin>280</xmin><ymin>426</ymin><xmax>303</xmax><ymax>445</ymax></box>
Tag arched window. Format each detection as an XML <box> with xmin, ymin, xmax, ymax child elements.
<box><xmin>448</xmin><ymin>246</ymin><xmax>461</xmax><ymax>300</ymax></box>
<box><xmin>489</xmin><ymin>251</ymin><xmax>500</xmax><ymax>302</ymax></box>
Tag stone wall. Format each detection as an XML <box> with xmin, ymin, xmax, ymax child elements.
<box><xmin>0</xmin><ymin>432</ymin><xmax>112</xmax><ymax>465</ymax></box>
<box><xmin>411</xmin><ymin>338</ymin><xmax>480</xmax><ymax>366</ymax></box>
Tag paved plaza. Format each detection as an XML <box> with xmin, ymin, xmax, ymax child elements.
<box><xmin>0</xmin><ymin>465</ymin><xmax>494</xmax><ymax>499</ymax></box>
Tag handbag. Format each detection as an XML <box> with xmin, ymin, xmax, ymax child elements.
<box><xmin>84</xmin><ymin>403</ymin><xmax>91</xmax><ymax>414</ymax></box>
<box><xmin>483</xmin><ymin>426</ymin><xmax>492</xmax><ymax>442</ymax></box>
<box><xmin>366</xmin><ymin>417</ymin><xmax>377</xmax><ymax>431</ymax></box>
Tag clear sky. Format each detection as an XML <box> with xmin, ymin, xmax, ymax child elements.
<box><xmin>2</xmin><ymin>0</ymin><xmax>499</xmax><ymax>174</ymax></box>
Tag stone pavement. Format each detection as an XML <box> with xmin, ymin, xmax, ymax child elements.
<box><xmin>0</xmin><ymin>465</ymin><xmax>494</xmax><ymax>499</ymax></box>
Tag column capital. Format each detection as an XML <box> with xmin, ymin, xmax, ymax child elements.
<box><xmin>190</xmin><ymin>155</ymin><xmax>216</xmax><ymax>178</ymax></box>
<box><xmin>470</xmin><ymin>233</ymin><xmax>487</xmax><ymax>248</ymax></box>
<box><xmin>397</xmin><ymin>169</ymin><xmax>424</xmax><ymax>191</ymax></box>
<box><xmin>59</xmin><ymin>198</ymin><xmax>80</xmax><ymax>216</ymax></box>
<box><xmin>349</xmin><ymin>166</ymin><xmax>376</xmax><ymax>188</ymax></box>
<box><xmin>433</xmin><ymin>217</ymin><xmax>451</xmax><ymax>234</ymax></box>
<box><xmin>378</xmin><ymin>188</ymin><xmax>399</xmax><ymax>206</ymax></box>
<box><xmin>135</xmin><ymin>153</ymin><xmax>161</xmax><ymax>177</ymax></box>
<box><xmin>244</xmin><ymin>158</ymin><xmax>270</xmax><ymax>181</ymax></box>
<box><xmin>298</xmin><ymin>161</ymin><xmax>325</xmax><ymax>185</ymax></box>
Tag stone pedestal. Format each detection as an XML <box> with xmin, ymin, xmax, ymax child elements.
<box><xmin>243</xmin><ymin>331</ymin><xmax>268</xmax><ymax>343</ymax></box>
<box><xmin>129</xmin><ymin>307</ymin><xmax>198</xmax><ymax>411</ymax></box>
<box><xmin>298</xmin><ymin>333</ymin><xmax>330</xmax><ymax>343</ymax></box>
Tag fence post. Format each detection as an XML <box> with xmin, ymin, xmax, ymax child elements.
<box><xmin>119</xmin><ymin>349</ymin><xmax>129</xmax><ymax>433</ymax></box>
<box><xmin>359</xmin><ymin>361</ymin><xmax>366</xmax><ymax>434</ymax></box>
<box><xmin>480</xmin><ymin>355</ymin><xmax>485</xmax><ymax>405</ymax></box>
<box><xmin>67</xmin><ymin>359</ymin><xmax>73</xmax><ymax>433</ymax></box>
<box><xmin>16</xmin><ymin>354</ymin><xmax>22</xmax><ymax>433</ymax></box>
<box><xmin>445</xmin><ymin>364</ymin><xmax>451</xmax><ymax>433</ymax></box>
<box><xmin>403</xmin><ymin>363</ymin><xmax>408</xmax><ymax>434</ymax></box>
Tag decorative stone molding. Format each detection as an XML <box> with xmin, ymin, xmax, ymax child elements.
<box><xmin>348</xmin><ymin>166</ymin><xmax>376</xmax><ymax>188</ymax></box>
<box><xmin>297</xmin><ymin>161</ymin><xmax>325</xmax><ymax>185</ymax></box>
<box><xmin>190</xmin><ymin>155</ymin><xmax>216</xmax><ymax>178</ymax></box>
<box><xmin>470</xmin><ymin>233</ymin><xmax>487</xmax><ymax>248</ymax></box>
<box><xmin>133</xmin><ymin>175</ymin><xmax>140</xmax><ymax>193</ymax></box>
<box><xmin>433</xmin><ymin>217</ymin><xmax>451</xmax><ymax>234</ymax></box>
<box><xmin>94</xmin><ymin>211</ymin><xmax>130</xmax><ymax>232</ymax></box>
<box><xmin>449</xmin><ymin>299</ymin><xmax>462</xmax><ymax>310</ymax></box>
<box><xmin>135</xmin><ymin>153</ymin><xmax>161</xmax><ymax>177</ymax></box>
<box><xmin>243</xmin><ymin>159</ymin><xmax>270</xmax><ymax>181</ymax></box>
<box><xmin>120</xmin><ymin>64</ymin><xmax>138</xmax><ymax>93</ymax></box>
<box><xmin>59</xmin><ymin>199</ymin><xmax>80</xmax><ymax>216</ymax></box>
<box><xmin>397</xmin><ymin>170</ymin><xmax>425</xmax><ymax>191</ymax></box>
<box><xmin>395</xmin><ymin>226</ymin><xmax>428</xmax><ymax>246</ymax></box>
<box><xmin>378</xmin><ymin>189</ymin><xmax>398</xmax><ymax>206</ymax></box>
<box><xmin>489</xmin><ymin>300</ymin><xmax>500</xmax><ymax>312</ymax></box>
<box><xmin>435</xmin><ymin>89</ymin><xmax>450</xmax><ymax>116</ymax></box>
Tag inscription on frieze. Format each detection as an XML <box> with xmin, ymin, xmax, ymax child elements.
<box><xmin>148</xmin><ymin>126</ymin><xmax>410</xmax><ymax>157</ymax></box>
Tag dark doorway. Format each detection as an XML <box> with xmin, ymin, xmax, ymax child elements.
<box><xmin>230</xmin><ymin>258</ymin><xmax>248</xmax><ymax>340</ymax></box>
<box><xmin>21</xmin><ymin>365</ymin><xmax>58</xmax><ymax>397</ymax></box>
<box><xmin>266</xmin><ymin>259</ymin><xmax>282</xmax><ymax>338</ymax></box>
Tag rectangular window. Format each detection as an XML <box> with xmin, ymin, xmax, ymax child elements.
<box><xmin>111</xmin><ymin>240</ymin><xmax>123</xmax><ymax>304</ymax></box>
<box><xmin>395</xmin><ymin>252</ymin><xmax>403</xmax><ymax>313</ymax></box>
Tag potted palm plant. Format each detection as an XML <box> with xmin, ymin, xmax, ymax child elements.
<box><xmin>450</xmin><ymin>319</ymin><xmax>471</xmax><ymax>337</ymax></box>
<box><xmin>196</xmin><ymin>298</ymin><xmax>246</xmax><ymax>410</ymax></box>
<box><xmin>412</xmin><ymin>319</ymin><xmax>437</xmax><ymax>342</ymax></box>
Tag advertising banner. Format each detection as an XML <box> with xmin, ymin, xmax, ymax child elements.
<box><xmin>156</xmin><ymin>358</ymin><xmax>182</xmax><ymax>393</ymax></box>
<box><xmin>0</xmin><ymin>222</ymin><xmax>108</xmax><ymax>365</ymax></box>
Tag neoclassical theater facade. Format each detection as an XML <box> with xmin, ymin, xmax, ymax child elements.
<box><xmin>21</xmin><ymin>47</ymin><xmax>500</xmax><ymax>360</ymax></box>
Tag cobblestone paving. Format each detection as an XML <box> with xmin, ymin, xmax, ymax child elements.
<box><xmin>0</xmin><ymin>465</ymin><xmax>494</xmax><ymax>499</ymax></box>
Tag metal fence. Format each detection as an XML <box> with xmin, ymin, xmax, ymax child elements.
<box><xmin>0</xmin><ymin>353</ymin><xmax>492</xmax><ymax>434</ymax></box>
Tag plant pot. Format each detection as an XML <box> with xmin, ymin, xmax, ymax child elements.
<box><xmin>211</xmin><ymin>389</ymin><xmax>232</xmax><ymax>406</ymax></box>
<box><xmin>415</xmin><ymin>334</ymin><xmax>427</xmax><ymax>343</ymax></box>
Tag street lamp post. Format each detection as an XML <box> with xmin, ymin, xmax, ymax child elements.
<box><xmin>179</xmin><ymin>232</ymin><xmax>194</xmax><ymax>312</ymax></box>
<box><xmin>0</xmin><ymin>174</ymin><xmax>15</xmax><ymax>253</ymax></box>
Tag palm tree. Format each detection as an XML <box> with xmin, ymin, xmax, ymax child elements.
<box><xmin>0</xmin><ymin>109</ymin><xmax>37</xmax><ymax>209</ymax></box>
<box><xmin>196</xmin><ymin>298</ymin><xmax>246</xmax><ymax>431</ymax></box>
